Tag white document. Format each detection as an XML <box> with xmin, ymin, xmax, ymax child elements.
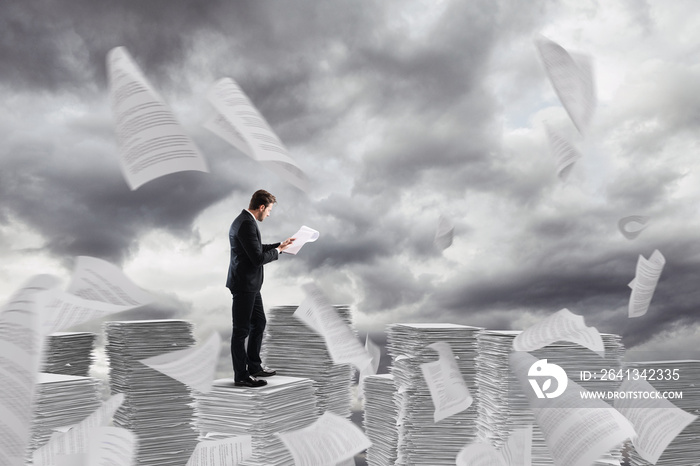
<box><xmin>205</xmin><ymin>77</ymin><xmax>309</xmax><ymax>192</ymax></box>
<box><xmin>513</xmin><ymin>308</ymin><xmax>604</xmax><ymax>355</ymax></box>
<box><xmin>140</xmin><ymin>332</ymin><xmax>221</xmax><ymax>393</ymax></box>
<box><xmin>614</xmin><ymin>379</ymin><xmax>697</xmax><ymax>464</ymax></box>
<box><xmin>276</xmin><ymin>411</ymin><xmax>372</xmax><ymax>466</ymax></box>
<box><xmin>107</xmin><ymin>46</ymin><xmax>208</xmax><ymax>190</ymax></box>
<box><xmin>282</xmin><ymin>225</ymin><xmax>320</xmax><ymax>255</ymax></box>
<box><xmin>510</xmin><ymin>352</ymin><xmax>635</xmax><ymax>466</ymax></box>
<box><xmin>186</xmin><ymin>435</ymin><xmax>253</xmax><ymax>466</ymax></box>
<box><xmin>33</xmin><ymin>394</ymin><xmax>125</xmax><ymax>466</ymax></box>
<box><xmin>357</xmin><ymin>335</ymin><xmax>382</xmax><ymax>400</ymax></box>
<box><xmin>618</xmin><ymin>215</ymin><xmax>651</xmax><ymax>240</ymax></box>
<box><xmin>434</xmin><ymin>215</ymin><xmax>454</xmax><ymax>250</ymax></box>
<box><xmin>420</xmin><ymin>342</ymin><xmax>473</xmax><ymax>422</ymax></box>
<box><xmin>535</xmin><ymin>35</ymin><xmax>596</xmax><ymax>134</ymax></box>
<box><xmin>544</xmin><ymin>123</ymin><xmax>581</xmax><ymax>181</ymax></box>
<box><xmin>0</xmin><ymin>275</ymin><xmax>58</xmax><ymax>466</ymax></box>
<box><xmin>456</xmin><ymin>443</ymin><xmax>506</xmax><ymax>466</ymax></box>
<box><xmin>628</xmin><ymin>249</ymin><xmax>665</xmax><ymax>318</ymax></box>
<box><xmin>42</xmin><ymin>256</ymin><xmax>153</xmax><ymax>334</ymax></box>
<box><xmin>294</xmin><ymin>284</ymin><xmax>372</xmax><ymax>371</ymax></box>
<box><xmin>500</xmin><ymin>425</ymin><xmax>533</xmax><ymax>466</ymax></box>
<box><xmin>86</xmin><ymin>427</ymin><xmax>137</xmax><ymax>466</ymax></box>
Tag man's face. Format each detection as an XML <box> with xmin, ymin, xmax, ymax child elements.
<box><xmin>255</xmin><ymin>204</ymin><xmax>273</xmax><ymax>221</ymax></box>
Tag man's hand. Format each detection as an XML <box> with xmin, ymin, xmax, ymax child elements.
<box><xmin>278</xmin><ymin>237</ymin><xmax>296</xmax><ymax>252</ymax></box>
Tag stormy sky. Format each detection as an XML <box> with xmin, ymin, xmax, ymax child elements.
<box><xmin>2</xmin><ymin>0</ymin><xmax>700</xmax><ymax>360</ymax></box>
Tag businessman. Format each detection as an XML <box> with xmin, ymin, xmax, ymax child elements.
<box><xmin>226</xmin><ymin>189</ymin><xmax>295</xmax><ymax>387</ymax></box>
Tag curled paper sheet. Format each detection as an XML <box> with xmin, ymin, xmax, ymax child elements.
<box><xmin>628</xmin><ymin>249</ymin><xmax>665</xmax><ymax>318</ymax></box>
<box><xmin>535</xmin><ymin>35</ymin><xmax>596</xmax><ymax>134</ymax></box>
<box><xmin>357</xmin><ymin>335</ymin><xmax>381</xmax><ymax>400</ymax></box>
<box><xmin>205</xmin><ymin>77</ymin><xmax>309</xmax><ymax>192</ymax></box>
<box><xmin>544</xmin><ymin>123</ymin><xmax>581</xmax><ymax>181</ymax></box>
<box><xmin>456</xmin><ymin>425</ymin><xmax>532</xmax><ymax>466</ymax></box>
<box><xmin>513</xmin><ymin>308</ymin><xmax>604</xmax><ymax>355</ymax></box>
<box><xmin>434</xmin><ymin>215</ymin><xmax>454</xmax><ymax>250</ymax></box>
<box><xmin>420</xmin><ymin>342</ymin><xmax>473</xmax><ymax>422</ymax></box>
<box><xmin>618</xmin><ymin>215</ymin><xmax>650</xmax><ymax>240</ymax></box>
<box><xmin>107</xmin><ymin>46</ymin><xmax>208</xmax><ymax>190</ymax></box>
<box><xmin>140</xmin><ymin>332</ymin><xmax>221</xmax><ymax>394</ymax></box>
<box><xmin>283</xmin><ymin>225</ymin><xmax>320</xmax><ymax>255</ymax></box>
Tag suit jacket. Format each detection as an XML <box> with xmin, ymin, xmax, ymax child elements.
<box><xmin>226</xmin><ymin>210</ymin><xmax>280</xmax><ymax>293</ymax></box>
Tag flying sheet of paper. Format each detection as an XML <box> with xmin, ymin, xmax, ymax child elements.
<box><xmin>139</xmin><ymin>332</ymin><xmax>220</xmax><ymax>393</ymax></box>
<box><xmin>434</xmin><ymin>215</ymin><xmax>454</xmax><ymax>250</ymax></box>
<box><xmin>205</xmin><ymin>77</ymin><xmax>309</xmax><ymax>192</ymax></box>
<box><xmin>33</xmin><ymin>394</ymin><xmax>125</xmax><ymax>466</ymax></box>
<box><xmin>186</xmin><ymin>436</ymin><xmax>253</xmax><ymax>466</ymax></box>
<box><xmin>0</xmin><ymin>274</ymin><xmax>58</xmax><ymax>466</ymax></box>
<box><xmin>544</xmin><ymin>123</ymin><xmax>581</xmax><ymax>181</ymax></box>
<box><xmin>420</xmin><ymin>342</ymin><xmax>473</xmax><ymax>422</ymax></box>
<box><xmin>86</xmin><ymin>427</ymin><xmax>137</xmax><ymax>466</ymax></box>
<box><xmin>535</xmin><ymin>35</ymin><xmax>596</xmax><ymax>134</ymax></box>
<box><xmin>282</xmin><ymin>225</ymin><xmax>320</xmax><ymax>255</ymax></box>
<box><xmin>500</xmin><ymin>425</ymin><xmax>533</xmax><ymax>466</ymax></box>
<box><xmin>294</xmin><ymin>284</ymin><xmax>372</xmax><ymax>371</ymax></box>
<box><xmin>614</xmin><ymin>378</ymin><xmax>697</xmax><ymax>464</ymax></box>
<box><xmin>628</xmin><ymin>249</ymin><xmax>665</xmax><ymax>318</ymax></box>
<box><xmin>42</xmin><ymin>256</ymin><xmax>153</xmax><ymax>334</ymax></box>
<box><xmin>513</xmin><ymin>308</ymin><xmax>604</xmax><ymax>355</ymax></box>
<box><xmin>107</xmin><ymin>46</ymin><xmax>208</xmax><ymax>190</ymax></box>
<box><xmin>357</xmin><ymin>335</ymin><xmax>382</xmax><ymax>400</ymax></box>
<box><xmin>276</xmin><ymin>411</ymin><xmax>372</xmax><ymax>466</ymax></box>
<box><xmin>618</xmin><ymin>215</ymin><xmax>651</xmax><ymax>240</ymax></box>
<box><xmin>455</xmin><ymin>443</ymin><xmax>506</xmax><ymax>466</ymax></box>
<box><xmin>510</xmin><ymin>352</ymin><xmax>635</xmax><ymax>466</ymax></box>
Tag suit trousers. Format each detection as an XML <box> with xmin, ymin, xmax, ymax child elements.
<box><xmin>231</xmin><ymin>291</ymin><xmax>266</xmax><ymax>381</ymax></box>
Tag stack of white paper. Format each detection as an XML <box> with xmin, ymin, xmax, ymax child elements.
<box><xmin>476</xmin><ymin>330</ymin><xmax>626</xmax><ymax>465</ymax></box>
<box><xmin>195</xmin><ymin>376</ymin><xmax>319</xmax><ymax>466</ymax></box>
<box><xmin>26</xmin><ymin>373</ymin><xmax>101</xmax><ymax>459</ymax></box>
<box><xmin>104</xmin><ymin>320</ymin><xmax>198</xmax><ymax>466</ymax></box>
<box><xmin>262</xmin><ymin>305</ymin><xmax>357</xmax><ymax>418</ymax></box>
<box><xmin>42</xmin><ymin>332</ymin><xmax>97</xmax><ymax>377</ymax></box>
<box><xmin>624</xmin><ymin>360</ymin><xmax>700</xmax><ymax>466</ymax></box>
<box><xmin>386</xmin><ymin>323</ymin><xmax>481</xmax><ymax>465</ymax></box>
<box><xmin>362</xmin><ymin>374</ymin><xmax>399</xmax><ymax>466</ymax></box>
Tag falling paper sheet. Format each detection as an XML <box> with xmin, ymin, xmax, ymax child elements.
<box><xmin>140</xmin><ymin>332</ymin><xmax>221</xmax><ymax>394</ymax></box>
<box><xmin>276</xmin><ymin>411</ymin><xmax>372</xmax><ymax>466</ymax></box>
<box><xmin>33</xmin><ymin>394</ymin><xmax>125</xmax><ymax>466</ymax></box>
<box><xmin>42</xmin><ymin>256</ymin><xmax>153</xmax><ymax>334</ymax></box>
<box><xmin>186</xmin><ymin>435</ymin><xmax>252</xmax><ymax>466</ymax></box>
<box><xmin>535</xmin><ymin>35</ymin><xmax>596</xmax><ymax>134</ymax></box>
<box><xmin>0</xmin><ymin>274</ymin><xmax>58</xmax><ymax>466</ymax></box>
<box><xmin>456</xmin><ymin>427</ymin><xmax>533</xmax><ymax>466</ymax></box>
<box><xmin>614</xmin><ymin>378</ymin><xmax>697</xmax><ymax>464</ymax></box>
<box><xmin>510</xmin><ymin>352</ymin><xmax>635</xmax><ymax>466</ymax></box>
<box><xmin>618</xmin><ymin>215</ymin><xmax>651</xmax><ymax>240</ymax></box>
<box><xmin>434</xmin><ymin>215</ymin><xmax>454</xmax><ymax>250</ymax></box>
<box><xmin>205</xmin><ymin>77</ymin><xmax>309</xmax><ymax>192</ymax></box>
<box><xmin>420</xmin><ymin>342</ymin><xmax>473</xmax><ymax>422</ymax></box>
<box><xmin>282</xmin><ymin>225</ymin><xmax>320</xmax><ymax>255</ymax></box>
<box><xmin>357</xmin><ymin>335</ymin><xmax>382</xmax><ymax>400</ymax></box>
<box><xmin>513</xmin><ymin>308</ymin><xmax>604</xmax><ymax>355</ymax></box>
<box><xmin>86</xmin><ymin>427</ymin><xmax>137</xmax><ymax>466</ymax></box>
<box><xmin>294</xmin><ymin>283</ymin><xmax>372</xmax><ymax>371</ymax></box>
<box><xmin>107</xmin><ymin>46</ymin><xmax>208</xmax><ymax>190</ymax></box>
<box><xmin>628</xmin><ymin>249</ymin><xmax>665</xmax><ymax>318</ymax></box>
<box><xmin>544</xmin><ymin>123</ymin><xmax>581</xmax><ymax>181</ymax></box>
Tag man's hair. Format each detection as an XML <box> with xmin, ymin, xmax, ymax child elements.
<box><xmin>249</xmin><ymin>189</ymin><xmax>276</xmax><ymax>210</ymax></box>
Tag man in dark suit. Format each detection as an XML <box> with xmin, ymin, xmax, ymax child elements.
<box><xmin>227</xmin><ymin>189</ymin><xmax>295</xmax><ymax>387</ymax></box>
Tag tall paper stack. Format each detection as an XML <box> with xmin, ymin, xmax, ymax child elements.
<box><xmin>42</xmin><ymin>332</ymin><xmax>96</xmax><ymax>377</ymax></box>
<box><xmin>195</xmin><ymin>376</ymin><xmax>319</xmax><ymax>466</ymax></box>
<box><xmin>26</xmin><ymin>373</ymin><xmax>101</xmax><ymax>460</ymax></box>
<box><xmin>387</xmin><ymin>323</ymin><xmax>482</xmax><ymax>465</ymax></box>
<box><xmin>476</xmin><ymin>330</ymin><xmax>626</xmax><ymax>466</ymax></box>
<box><xmin>362</xmin><ymin>374</ymin><xmax>399</xmax><ymax>466</ymax></box>
<box><xmin>262</xmin><ymin>305</ymin><xmax>356</xmax><ymax>418</ymax></box>
<box><xmin>105</xmin><ymin>320</ymin><xmax>198</xmax><ymax>466</ymax></box>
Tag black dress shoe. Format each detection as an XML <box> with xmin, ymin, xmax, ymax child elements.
<box><xmin>251</xmin><ymin>368</ymin><xmax>277</xmax><ymax>377</ymax></box>
<box><xmin>234</xmin><ymin>376</ymin><xmax>267</xmax><ymax>387</ymax></box>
